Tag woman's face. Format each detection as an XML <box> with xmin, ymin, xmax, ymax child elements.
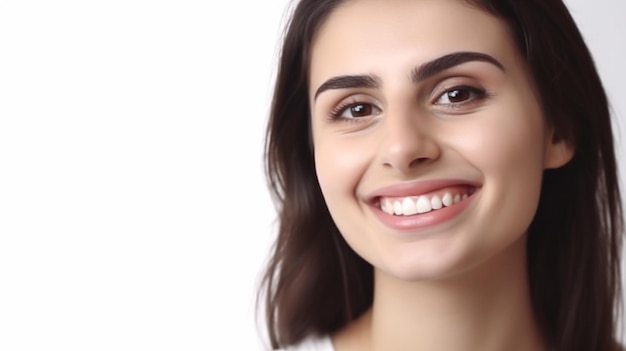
<box><xmin>309</xmin><ymin>0</ymin><xmax>572</xmax><ymax>281</ymax></box>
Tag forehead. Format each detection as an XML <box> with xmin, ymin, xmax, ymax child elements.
<box><xmin>309</xmin><ymin>0</ymin><xmax>520</xmax><ymax>89</ymax></box>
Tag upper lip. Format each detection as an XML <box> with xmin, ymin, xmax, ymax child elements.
<box><xmin>364</xmin><ymin>178</ymin><xmax>482</xmax><ymax>204</ymax></box>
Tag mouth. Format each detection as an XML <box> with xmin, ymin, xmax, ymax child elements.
<box><xmin>372</xmin><ymin>185</ymin><xmax>479</xmax><ymax>216</ymax></box>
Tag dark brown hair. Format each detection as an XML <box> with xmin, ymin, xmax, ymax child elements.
<box><xmin>258</xmin><ymin>0</ymin><xmax>623</xmax><ymax>350</ymax></box>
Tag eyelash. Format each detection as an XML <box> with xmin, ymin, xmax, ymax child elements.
<box><xmin>328</xmin><ymin>85</ymin><xmax>489</xmax><ymax>122</ymax></box>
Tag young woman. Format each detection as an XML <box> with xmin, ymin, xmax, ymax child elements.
<box><xmin>258</xmin><ymin>0</ymin><xmax>623</xmax><ymax>350</ymax></box>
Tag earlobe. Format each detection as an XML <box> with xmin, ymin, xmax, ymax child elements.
<box><xmin>544</xmin><ymin>139</ymin><xmax>574</xmax><ymax>169</ymax></box>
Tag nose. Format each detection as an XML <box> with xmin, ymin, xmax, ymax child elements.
<box><xmin>379</xmin><ymin>107</ymin><xmax>440</xmax><ymax>175</ymax></box>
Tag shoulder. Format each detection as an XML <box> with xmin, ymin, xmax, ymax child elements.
<box><xmin>276</xmin><ymin>335</ymin><xmax>334</xmax><ymax>351</ymax></box>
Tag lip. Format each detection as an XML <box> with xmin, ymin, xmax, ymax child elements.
<box><xmin>365</xmin><ymin>179</ymin><xmax>481</xmax><ymax>232</ymax></box>
<box><xmin>365</xmin><ymin>179</ymin><xmax>481</xmax><ymax>204</ymax></box>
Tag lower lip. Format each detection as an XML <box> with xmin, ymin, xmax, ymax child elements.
<box><xmin>371</xmin><ymin>191</ymin><xmax>478</xmax><ymax>232</ymax></box>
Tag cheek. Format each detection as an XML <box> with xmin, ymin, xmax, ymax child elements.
<box><xmin>466</xmin><ymin>127</ymin><xmax>543</xmax><ymax>173</ymax></box>
<box><xmin>313</xmin><ymin>133</ymin><xmax>380</xmax><ymax>268</ymax></box>
<box><xmin>314</xmin><ymin>133</ymin><xmax>370</xmax><ymax>198</ymax></box>
<box><xmin>451</xmin><ymin>105</ymin><xmax>547</xmax><ymax>236</ymax></box>
<box><xmin>449</xmin><ymin>97</ymin><xmax>547</xmax><ymax>177</ymax></box>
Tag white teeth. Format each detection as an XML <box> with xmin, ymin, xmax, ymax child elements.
<box><xmin>381</xmin><ymin>200</ymin><xmax>388</xmax><ymax>213</ymax></box>
<box><xmin>442</xmin><ymin>192</ymin><xmax>453</xmax><ymax>207</ymax></box>
<box><xmin>431</xmin><ymin>195</ymin><xmax>443</xmax><ymax>210</ymax></box>
<box><xmin>381</xmin><ymin>199</ymin><xmax>393</xmax><ymax>215</ymax></box>
<box><xmin>402</xmin><ymin>197</ymin><xmax>418</xmax><ymax>216</ymax></box>
<box><xmin>380</xmin><ymin>191</ymin><xmax>473</xmax><ymax>216</ymax></box>
<box><xmin>394</xmin><ymin>201</ymin><xmax>403</xmax><ymax>215</ymax></box>
<box><xmin>416</xmin><ymin>196</ymin><xmax>432</xmax><ymax>214</ymax></box>
<box><xmin>385</xmin><ymin>199</ymin><xmax>393</xmax><ymax>214</ymax></box>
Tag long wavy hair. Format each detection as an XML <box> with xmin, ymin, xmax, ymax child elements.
<box><xmin>258</xmin><ymin>0</ymin><xmax>623</xmax><ymax>350</ymax></box>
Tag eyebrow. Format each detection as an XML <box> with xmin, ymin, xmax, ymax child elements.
<box><xmin>410</xmin><ymin>51</ymin><xmax>504</xmax><ymax>82</ymax></box>
<box><xmin>314</xmin><ymin>74</ymin><xmax>380</xmax><ymax>100</ymax></box>
<box><xmin>313</xmin><ymin>51</ymin><xmax>504</xmax><ymax>100</ymax></box>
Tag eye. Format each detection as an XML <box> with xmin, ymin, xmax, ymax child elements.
<box><xmin>330</xmin><ymin>102</ymin><xmax>382</xmax><ymax>121</ymax></box>
<box><xmin>434</xmin><ymin>85</ymin><xmax>487</xmax><ymax>107</ymax></box>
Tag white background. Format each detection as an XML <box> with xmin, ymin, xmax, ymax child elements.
<box><xmin>0</xmin><ymin>0</ymin><xmax>624</xmax><ymax>350</ymax></box>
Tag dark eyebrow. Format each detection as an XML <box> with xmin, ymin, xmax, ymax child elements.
<box><xmin>314</xmin><ymin>74</ymin><xmax>380</xmax><ymax>100</ymax></box>
<box><xmin>411</xmin><ymin>51</ymin><xmax>504</xmax><ymax>82</ymax></box>
<box><xmin>313</xmin><ymin>52</ymin><xmax>503</xmax><ymax>100</ymax></box>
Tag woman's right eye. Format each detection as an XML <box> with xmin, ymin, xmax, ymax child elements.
<box><xmin>331</xmin><ymin>102</ymin><xmax>381</xmax><ymax>121</ymax></box>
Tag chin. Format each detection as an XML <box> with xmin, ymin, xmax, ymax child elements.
<box><xmin>378</xmin><ymin>233</ymin><xmax>528</xmax><ymax>284</ymax></box>
<box><xmin>376</xmin><ymin>248</ymin><xmax>476</xmax><ymax>282</ymax></box>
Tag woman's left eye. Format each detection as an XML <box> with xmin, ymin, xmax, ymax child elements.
<box><xmin>434</xmin><ymin>86</ymin><xmax>487</xmax><ymax>106</ymax></box>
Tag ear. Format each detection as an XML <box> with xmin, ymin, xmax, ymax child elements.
<box><xmin>544</xmin><ymin>134</ymin><xmax>574</xmax><ymax>169</ymax></box>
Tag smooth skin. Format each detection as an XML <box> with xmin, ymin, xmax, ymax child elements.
<box><xmin>308</xmin><ymin>0</ymin><xmax>573</xmax><ymax>350</ymax></box>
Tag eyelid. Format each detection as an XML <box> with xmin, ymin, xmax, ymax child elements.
<box><xmin>429</xmin><ymin>75</ymin><xmax>473</xmax><ymax>96</ymax></box>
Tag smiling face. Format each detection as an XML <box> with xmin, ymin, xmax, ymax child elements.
<box><xmin>309</xmin><ymin>0</ymin><xmax>572</xmax><ymax>281</ymax></box>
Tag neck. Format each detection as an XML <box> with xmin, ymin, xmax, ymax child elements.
<box><xmin>335</xmin><ymin>235</ymin><xmax>547</xmax><ymax>351</ymax></box>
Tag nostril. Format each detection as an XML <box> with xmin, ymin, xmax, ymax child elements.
<box><xmin>410</xmin><ymin>157</ymin><xmax>432</xmax><ymax>167</ymax></box>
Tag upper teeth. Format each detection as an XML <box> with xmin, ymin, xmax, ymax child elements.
<box><xmin>380</xmin><ymin>192</ymin><xmax>469</xmax><ymax>216</ymax></box>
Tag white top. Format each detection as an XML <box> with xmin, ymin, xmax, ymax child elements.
<box><xmin>277</xmin><ymin>335</ymin><xmax>334</xmax><ymax>351</ymax></box>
